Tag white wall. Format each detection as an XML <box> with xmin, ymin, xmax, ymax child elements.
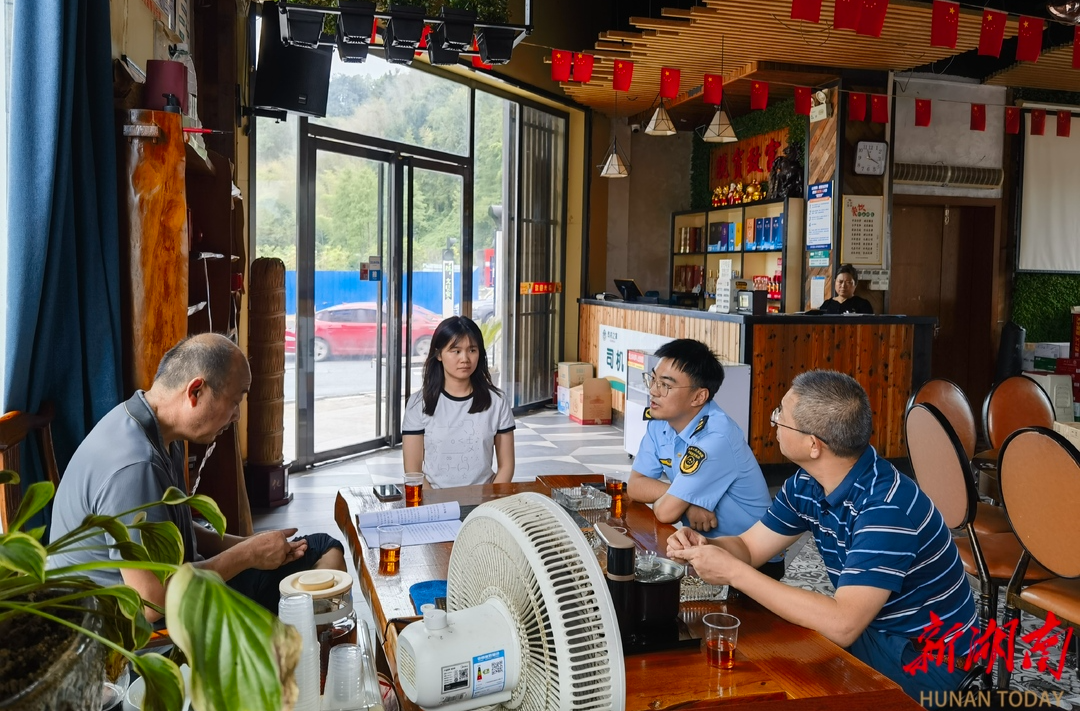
<box><xmin>893</xmin><ymin>76</ymin><xmax>1006</xmax><ymax>199</ymax></box>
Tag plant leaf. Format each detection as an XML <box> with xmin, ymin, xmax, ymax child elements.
<box><xmin>130</xmin><ymin>520</ymin><xmax>184</xmax><ymax>579</ymax></box>
<box><xmin>132</xmin><ymin>653</ymin><xmax>186</xmax><ymax>711</ymax></box>
<box><xmin>9</xmin><ymin>481</ymin><xmax>54</xmax><ymax>532</ymax></box>
<box><xmin>0</xmin><ymin>531</ymin><xmax>47</xmax><ymax>581</ymax></box>
<box><xmin>186</xmin><ymin>494</ymin><xmax>227</xmax><ymax>537</ymax></box>
<box><xmin>79</xmin><ymin>514</ymin><xmax>132</xmax><ymax>544</ymax></box>
<box><xmin>114</xmin><ymin>540</ymin><xmax>151</xmax><ymax>562</ymax></box>
<box><xmin>166</xmin><ymin>564</ymin><xmax>297</xmax><ymax>711</ymax></box>
<box><xmin>0</xmin><ymin>469</ymin><xmax>18</xmax><ymax>485</ymax></box>
<box><xmin>24</xmin><ymin>525</ymin><xmax>46</xmax><ymax>541</ymax></box>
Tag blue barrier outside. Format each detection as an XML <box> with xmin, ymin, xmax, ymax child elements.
<box><xmin>284</xmin><ymin>270</ymin><xmax>485</xmax><ymax>316</ymax></box>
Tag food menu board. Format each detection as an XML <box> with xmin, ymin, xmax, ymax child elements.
<box><xmin>841</xmin><ymin>195</ymin><xmax>884</xmax><ymax>267</ymax></box>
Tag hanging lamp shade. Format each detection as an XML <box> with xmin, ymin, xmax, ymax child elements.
<box><xmin>599</xmin><ymin>140</ymin><xmax>630</xmax><ymax>178</ymax></box>
<box><xmin>702</xmin><ymin>107</ymin><xmax>737</xmax><ymax>143</ymax></box>
<box><xmin>1048</xmin><ymin>2</ymin><xmax>1080</xmax><ymax>23</ymax></box>
<box><xmin>645</xmin><ymin>104</ymin><xmax>676</xmax><ymax>136</ymax></box>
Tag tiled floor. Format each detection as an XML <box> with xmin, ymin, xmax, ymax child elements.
<box><xmin>255</xmin><ymin>405</ymin><xmax>1079</xmax><ymax>707</ymax></box>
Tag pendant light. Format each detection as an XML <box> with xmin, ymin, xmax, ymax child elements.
<box><xmin>700</xmin><ymin>37</ymin><xmax>737</xmax><ymax>143</ymax></box>
<box><xmin>1047</xmin><ymin>2</ymin><xmax>1080</xmax><ymax>23</ymax></box>
<box><xmin>645</xmin><ymin>100</ymin><xmax>676</xmax><ymax>136</ymax></box>
<box><xmin>599</xmin><ymin>93</ymin><xmax>630</xmax><ymax>178</ymax></box>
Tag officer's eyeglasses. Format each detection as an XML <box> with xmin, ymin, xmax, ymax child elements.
<box><xmin>642</xmin><ymin>371</ymin><xmax>696</xmax><ymax>397</ymax></box>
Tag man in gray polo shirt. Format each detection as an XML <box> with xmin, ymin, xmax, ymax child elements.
<box><xmin>50</xmin><ymin>333</ymin><xmax>345</xmax><ymax>616</ymax></box>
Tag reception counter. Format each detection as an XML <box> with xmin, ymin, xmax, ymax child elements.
<box><xmin>579</xmin><ymin>299</ymin><xmax>935</xmax><ymax>465</ymax></box>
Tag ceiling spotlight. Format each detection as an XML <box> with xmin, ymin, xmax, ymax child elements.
<box><xmin>1048</xmin><ymin>2</ymin><xmax>1080</xmax><ymax>23</ymax></box>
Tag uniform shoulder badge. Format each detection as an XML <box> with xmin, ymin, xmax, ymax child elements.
<box><xmin>659</xmin><ymin>457</ymin><xmax>672</xmax><ymax>468</ymax></box>
<box><xmin>680</xmin><ymin>446</ymin><xmax>707</xmax><ymax>474</ymax></box>
<box><xmin>643</xmin><ymin>408</ymin><xmax>653</xmax><ymax>420</ymax></box>
<box><xmin>691</xmin><ymin>416</ymin><xmax>709</xmax><ymax>436</ymax></box>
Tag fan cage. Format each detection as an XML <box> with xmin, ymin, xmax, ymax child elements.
<box><xmin>446</xmin><ymin>493</ymin><xmax>623</xmax><ymax>711</ymax></box>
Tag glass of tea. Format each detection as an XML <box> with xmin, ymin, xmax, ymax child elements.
<box><xmin>605</xmin><ymin>475</ymin><xmax>627</xmax><ymax>498</ymax></box>
<box><xmin>377</xmin><ymin>524</ymin><xmax>403</xmax><ymax>575</ymax></box>
<box><xmin>404</xmin><ymin>472</ymin><xmax>424</xmax><ymax>507</ymax></box>
<box><xmin>703</xmin><ymin>613</ymin><xmax>740</xmax><ymax>669</ymax></box>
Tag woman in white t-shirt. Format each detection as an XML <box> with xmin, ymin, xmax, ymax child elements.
<box><xmin>402</xmin><ymin>316</ymin><xmax>516</xmax><ymax>488</ymax></box>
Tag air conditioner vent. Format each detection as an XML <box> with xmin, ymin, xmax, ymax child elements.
<box><xmin>893</xmin><ymin>162</ymin><xmax>1004</xmax><ymax>188</ymax></box>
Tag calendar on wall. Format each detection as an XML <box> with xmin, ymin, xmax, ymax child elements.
<box><xmin>841</xmin><ymin>195</ymin><xmax>884</xmax><ymax>267</ymax></box>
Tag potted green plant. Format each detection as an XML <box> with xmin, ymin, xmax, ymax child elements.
<box><xmin>0</xmin><ymin>470</ymin><xmax>300</xmax><ymax>711</ymax></box>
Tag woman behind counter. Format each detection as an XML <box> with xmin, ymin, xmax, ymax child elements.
<box><xmin>403</xmin><ymin>316</ymin><xmax>516</xmax><ymax>488</ymax></box>
<box><xmin>818</xmin><ymin>264</ymin><xmax>874</xmax><ymax>315</ymax></box>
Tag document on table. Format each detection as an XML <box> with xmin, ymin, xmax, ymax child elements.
<box><xmin>357</xmin><ymin>502</ymin><xmax>462</xmax><ymax>547</ymax></box>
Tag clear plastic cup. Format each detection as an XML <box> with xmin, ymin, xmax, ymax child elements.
<box><xmin>703</xmin><ymin>612</ymin><xmax>740</xmax><ymax>669</ymax></box>
<box><xmin>323</xmin><ymin>644</ymin><xmax>365</xmax><ymax>710</ymax></box>
<box><xmin>404</xmin><ymin>472</ymin><xmax>424</xmax><ymax>507</ymax></box>
<box><xmin>278</xmin><ymin>593</ymin><xmax>321</xmax><ymax>711</ymax></box>
<box><xmin>377</xmin><ymin>524</ymin><xmax>403</xmax><ymax>575</ymax></box>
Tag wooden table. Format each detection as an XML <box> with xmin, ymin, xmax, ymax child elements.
<box><xmin>334</xmin><ymin>475</ymin><xmax>921</xmax><ymax>711</ymax></box>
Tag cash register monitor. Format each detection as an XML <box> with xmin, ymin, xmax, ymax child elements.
<box><xmin>614</xmin><ymin>278</ymin><xmax>644</xmax><ymax>301</ymax></box>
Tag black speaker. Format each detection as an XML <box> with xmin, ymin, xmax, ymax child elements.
<box><xmin>254</xmin><ymin>1</ymin><xmax>333</xmax><ymax>118</ymax></box>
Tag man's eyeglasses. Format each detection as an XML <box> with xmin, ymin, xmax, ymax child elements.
<box><xmin>642</xmin><ymin>371</ymin><xmax>696</xmax><ymax>397</ymax></box>
<box><xmin>770</xmin><ymin>407</ymin><xmax>830</xmax><ymax>445</ymax></box>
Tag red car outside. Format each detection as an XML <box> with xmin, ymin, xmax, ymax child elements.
<box><xmin>285</xmin><ymin>302</ymin><xmax>443</xmax><ymax>361</ymax></box>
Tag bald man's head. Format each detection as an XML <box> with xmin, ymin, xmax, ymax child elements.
<box><xmin>154</xmin><ymin>333</ymin><xmax>247</xmax><ymax>393</ymax></box>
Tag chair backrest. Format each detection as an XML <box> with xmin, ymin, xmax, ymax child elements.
<box><xmin>0</xmin><ymin>403</ymin><xmax>60</xmax><ymax>532</ymax></box>
<box><xmin>907</xmin><ymin>378</ymin><xmax>978</xmax><ymax>460</ymax></box>
<box><xmin>982</xmin><ymin>375</ymin><xmax>1056</xmax><ymax>450</ymax></box>
<box><xmin>1000</xmin><ymin>427</ymin><xmax>1080</xmax><ymax>579</ymax></box>
<box><xmin>904</xmin><ymin>403</ymin><xmax>978</xmax><ymax>529</ymax></box>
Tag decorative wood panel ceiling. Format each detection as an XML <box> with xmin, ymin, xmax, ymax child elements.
<box><xmin>560</xmin><ymin>0</ymin><xmax>1019</xmax><ymax>119</ymax></box>
<box><xmin>986</xmin><ymin>43</ymin><xmax>1080</xmax><ymax>92</ymax></box>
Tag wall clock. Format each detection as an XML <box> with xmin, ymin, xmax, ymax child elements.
<box><xmin>854</xmin><ymin>141</ymin><xmax>887</xmax><ymax>176</ymax></box>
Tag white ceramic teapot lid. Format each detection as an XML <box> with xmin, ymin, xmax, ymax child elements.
<box><xmin>278</xmin><ymin>569</ymin><xmax>353</xmax><ymax>599</ymax></box>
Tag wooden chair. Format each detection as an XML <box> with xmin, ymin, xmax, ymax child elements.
<box><xmin>907</xmin><ymin>379</ymin><xmax>1008</xmax><ymax>535</ymax></box>
<box><xmin>973</xmin><ymin>375</ymin><xmax>1056</xmax><ymax>502</ymax></box>
<box><xmin>997</xmin><ymin>427</ymin><xmax>1080</xmax><ymax>690</ymax></box>
<box><xmin>0</xmin><ymin>403</ymin><xmax>61</xmax><ymax>532</ymax></box>
<box><xmin>904</xmin><ymin>404</ymin><xmax>1053</xmax><ymax>633</ymax></box>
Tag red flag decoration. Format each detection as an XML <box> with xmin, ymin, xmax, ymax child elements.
<box><xmin>551</xmin><ymin>49</ymin><xmax>571</xmax><ymax>82</ymax></box>
<box><xmin>915</xmin><ymin>98</ymin><xmax>932</xmax><ymax>127</ymax></box>
<box><xmin>751</xmin><ymin>81</ymin><xmax>769</xmax><ymax>111</ymax></box>
<box><xmin>613</xmin><ymin>59</ymin><xmax>634</xmax><ymax>92</ymax></box>
<box><xmin>849</xmin><ymin>92</ymin><xmax>867</xmax><ymax>121</ymax></box>
<box><xmin>857</xmin><ymin>0</ymin><xmax>889</xmax><ymax>38</ymax></box>
<box><xmin>1059</xmin><ymin>111</ymin><xmax>1073</xmax><ymax>138</ymax></box>
<box><xmin>930</xmin><ymin>1</ymin><xmax>959</xmax><ymax>49</ymax></box>
<box><xmin>1016</xmin><ymin>16</ymin><xmax>1043</xmax><ymax>62</ymax></box>
<box><xmin>795</xmin><ymin>86</ymin><xmax>812</xmax><ymax>116</ymax></box>
<box><xmin>870</xmin><ymin>94</ymin><xmax>889</xmax><ymax>123</ymax></box>
<box><xmin>1005</xmin><ymin>106</ymin><xmax>1021</xmax><ymax>134</ymax></box>
<box><xmin>418</xmin><ymin>25</ymin><xmax>430</xmax><ymax>49</ymax></box>
<box><xmin>1031</xmin><ymin>109</ymin><xmax>1046</xmax><ymax>136</ymax></box>
<box><xmin>572</xmin><ymin>53</ymin><xmax>594</xmax><ymax>82</ymax></box>
<box><xmin>791</xmin><ymin>0</ymin><xmax>823</xmax><ymax>23</ymax></box>
<box><xmin>833</xmin><ymin>0</ymin><xmax>862</xmax><ymax>30</ymax></box>
<box><xmin>978</xmin><ymin>9</ymin><xmax>1006</xmax><ymax>58</ymax></box>
<box><xmin>970</xmin><ymin>103</ymin><xmax>986</xmax><ymax>131</ymax></box>
<box><xmin>1074</xmin><ymin>26</ymin><xmax>1080</xmax><ymax>69</ymax></box>
<box><xmin>660</xmin><ymin>67</ymin><xmax>681</xmax><ymax>99</ymax></box>
<box><xmin>703</xmin><ymin>74</ymin><xmax>723</xmax><ymax>105</ymax></box>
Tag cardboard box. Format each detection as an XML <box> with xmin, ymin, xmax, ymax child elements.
<box><xmin>558</xmin><ymin>362</ymin><xmax>593</xmax><ymax>388</ymax></box>
<box><xmin>1072</xmin><ymin>307</ymin><xmax>1080</xmax><ymax>359</ymax></box>
<box><xmin>1034</xmin><ymin>342</ymin><xmax>1070</xmax><ymax>359</ymax></box>
<box><xmin>1033</xmin><ymin>356</ymin><xmax>1059</xmax><ymax>373</ymax></box>
<box><xmin>1022</xmin><ymin>343</ymin><xmax>1036</xmax><ymax>372</ymax></box>
<box><xmin>570</xmin><ymin>378</ymin><xmax>612</xmax><ymax>425</ymax></box>
<box><xmin>1056</xmin><ymin>357</ymin><xmax>1080</xmax><ymax>375</ymax></box>
<box><xmin>1053</xmin><ymin>420</ymin><xmax>1080</xmax><ymax>448</ymax></box>
<box><xmin>556</xmin><ymin>385</ymin><xmax>571</xmax><ymax>416</ymax></box>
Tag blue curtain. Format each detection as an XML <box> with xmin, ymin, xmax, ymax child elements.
<box><xmin>5</xmin><ymin>0</ymin><xmax>123</xmax><ymax>499</ymax></box>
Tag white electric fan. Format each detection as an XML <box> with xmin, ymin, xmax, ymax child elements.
<box><xmin>397</xmin><ymin>492</ymin><xmax>626</xmax><ymax>711</ymax></box>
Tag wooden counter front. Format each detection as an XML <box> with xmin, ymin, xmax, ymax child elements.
<box><xmin>579</xmin><ymin>300</ymin><xmax>934</xmax><ymax>464</ymax></box>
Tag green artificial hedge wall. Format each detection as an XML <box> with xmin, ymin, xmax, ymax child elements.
<box><xmin>1013</xmin><ymin>273</ymin><xmax>1080</xmax><ymax>343</ymax></box>
<box><xmin>1008</xmin><ymin>89</ymin><xmax>1080</xmax><ymax>343</ymax></box>
<box><xmin>690</xmin><ymin>99</ymin><xmax>807</xmax><ymax>211</ymax></box>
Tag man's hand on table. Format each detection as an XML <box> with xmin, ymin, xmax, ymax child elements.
<box><xmin>666</xmin><ymin>526</ymin><xmax>708</xmax><ymax>554</ymax></box>
<box><xmin>669</xmin><ymin>543</ymin><xmax>747</xmax><ymax>586</ymax></box>
<box><xmin>685</xmin><ymin>504</ymin><xmax>717</xmax><ymax>532</ymax></box>
<box><xmin>240</xmin><ymin>528</ymin><xmax>308</xmax><ymax>570</ymax></box>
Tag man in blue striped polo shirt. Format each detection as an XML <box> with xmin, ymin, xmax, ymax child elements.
<box><xmin>668</xmin><ymin>370</ymin><xmax>977</xmax><ymax>699</ymax></box>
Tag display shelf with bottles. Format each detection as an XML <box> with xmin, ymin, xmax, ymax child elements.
<box><xmin>670</xmin><ymin>198</ymin><xmax>804</xmax><ymax>313</ymax></box>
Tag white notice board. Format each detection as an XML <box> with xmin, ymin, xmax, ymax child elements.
<box><xmin>841</xmin><ymin>195</ymin><xmax>884</xmax><ymax>267</ymax></box>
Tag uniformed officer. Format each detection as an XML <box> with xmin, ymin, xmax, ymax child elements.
<box><xmin>627</xmin><ymin>338</ymin><xmax>784</xmax><ymax>579</ymax></box>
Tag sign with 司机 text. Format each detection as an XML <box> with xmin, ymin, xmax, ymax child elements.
<box><xmin>597</xmin><ymin>325</ymin><xmax>672</xmax><ymax>393</ymax></box>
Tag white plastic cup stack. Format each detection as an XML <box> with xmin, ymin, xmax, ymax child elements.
<box><xmin>323</xmin><ymin>644</ymin><xmax>366</xmax><ymax>710</ymax></box>
<box><xmin>279</xmin><ymin>592</ymin><xmax>321</xmax><ymax>711</ymax></box>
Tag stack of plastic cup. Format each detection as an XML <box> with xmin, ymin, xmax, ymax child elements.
<box><xmin>279</xmin><ymin>593</ymin><xmax>321</xmax><ymax>711</ymax></box>
<box><xmin>323</xmin><ymin>644</ymin><xmax>366</xmax><ymax>710</ymax></box>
